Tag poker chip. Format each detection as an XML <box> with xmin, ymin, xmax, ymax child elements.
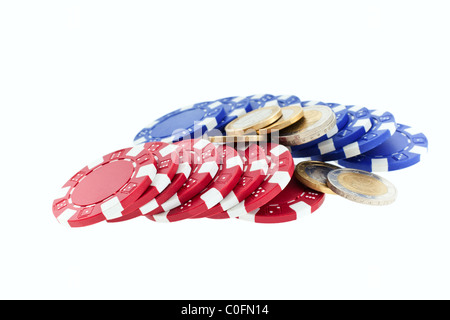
<box><xmin>223</xmin><ymin>143</ymin><xmax>295</xmax><ymax>219</ymax></box>
<box><xmin>327</xmin><ymin>168</ymin><xmax>397</xmax><ymax>205</ymax></box>
<box><xmin>214</xmin><ymin>96</ymin><xmax>254</xmax><ymax>132</ymax></box>
<box><xmin>134</xmin><ymin>100</ymin><xmax>226</xmax><ymax>144</ymax></box>
<box><xmin>107</xmin><ymin>142</ymin><xmax>183</xmax><ymax>222</ymax></box>
<box><xmin>291</xmin><ymin>105</ymin><xmax>372</xmax><ymax>157</ymax></box>
<box><xmin>314</xmin><ymin>109</ymin><xmax>397</xmax><ymax>161</ymax></box>
<box><xmin>206</xmin><ymin>144</ymin><xmax>270</xmax><ymax>219</ymax></box>
<box><xmin>144</xmin><ymin>139</ymin><xmax>220</xmax><ymax>217</ymax></box>
<box><xmin>338</xmin><ymin>123</ymin><xmax>428</xmax><ymax>171</ymax></box>
<box><xmin>247</xmin><ymin>94</ymin><xmax>277</xmax><ymax>110</ymax></box>
<box><xmin>279</xmin><ymin>104</ymin><xmax>336</xmax><ymax>146</ymax></box>
<box><xmin>239</xmin><ymin>177</ymin><xmax>325</xmax><ymax>223</ymax></box>
<box><xmin>225</xmin><ymin>105</ymin><xmax>282</xmax><ymax>135</ymax></box>
<box><xmin>150</xmin><ymin>146</ymin><xmax>244</xmax><ymax>222</ymax></box>
<box><xmin>140</xmin><ymin>157</ymin><xmax>192</xmax><ymax>217</ymax></box>
<box><xmin>52</xmin><ymin>145</ymin><xmax>157</xmax><ymax>227</ymax></box>
<box><xmin>289</xmin><ymin>101</ymin><xmax>349</xmax><ymax>151</ymax></box>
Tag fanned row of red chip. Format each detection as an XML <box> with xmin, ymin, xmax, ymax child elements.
<box><xmin>52</xmin><ymin>139</ymin><xmax>326</xmax><ymax>227</ymax></box>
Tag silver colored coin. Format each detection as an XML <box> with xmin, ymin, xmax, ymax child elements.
<box><xmin>326</xmin><ymin>168</ymin><xmax>397</xmax><ymax>205</ymax></box>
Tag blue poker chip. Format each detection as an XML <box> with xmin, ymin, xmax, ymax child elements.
<box><xmin>338</xmin><ymin>123</ymin><xmax>428</xmax><ymax>171</ymax></box>
<box><xmin>214</xmin><ymin>96</ymin><xmax>254</xmax><ymax>132</ymax></box>
<box><xmin>290</xmin><ymin>101</ymin><xmax>350</xmax><ymax>152</ymax></box>
<box><xmin>312</xmin><ymin>109</ymin><xmax>397</xmax><ymax>161</ymax></box>
<box><xmin>134</xmin><ymin>100</ymin><xmax>226</xmax><ymax>144</ymax></box>
<box><xmin>247</xmin><ymin>94</ymin><xmax>277</xmax><ymax>110</ymax></box>
<box><xmin>291</xmin><ymin>105</ymin><xmax>372</xmax><ymax>157</ymax></box>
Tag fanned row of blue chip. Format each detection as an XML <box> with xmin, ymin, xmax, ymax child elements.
<box><xmin>133</xmin><ymin>94</ymin><xmax>428</xmax><ymax>172</ymax></box>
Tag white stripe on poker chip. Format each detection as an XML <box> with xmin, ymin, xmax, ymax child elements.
<box><xmin>177</xmin><ymin>162</ymin><xmax>192</xmax><ymax>177</ymax></box>
<box><xmin>200</xmin><ymin>188</ymin><xmax>224</xmax><ymax>209</ymax></box>
<box><xmin>291</xmin><ymin>202</ymin><xmax>311</xmax><ymax>219</ymax></box>
<box><xmin>268</xmin><ymin>171</ymin><xmax>291</xmax><ymax>190</ymax></box>
<box><xmin>101</xmin><ymin>197</ymin><xmax>124</xmax><ymax>220</ymax></box>
<box><xmin>151</xmin><ymin>174</ymin><xmax>172</xmax><ymax>192</ymax></box>
<box><xmin>270</xmin><ymin>145</ymin><xmax>289</xmax><ymax>157</ymax></box>
<box><xmin>134</xmin><ymin>137</ymin><xmax>147</xmax><ymax>145</ymax></box>
<box><xmin>264</xmin><ymin>99</ymin><xmax>279</xmax><ymax>107</ymax></box>
<box><xmin>56</xmin><ymin>208</ymin><xmax>77</xmax><ymax>227</ymax></box>
<box><xmin>198</xmin><ymin>161</ymin><xmax>219</xmax><ymax>178</ymax></box>
<box><xmin>193</xmin><ymin>139</ymin><xmax>210</xmax><ymax>150</ymax></box>
<box><xmin>343</xmin><ymin>142</ymin><xmax>361</xmax><ymax>159</ymax></box>
<box><xmin>371</xmin><ymin>158</ymin><xmax>389</xmax><ymax>171</ymax></box>
<box><xmin>410</xmin><ymin>144</ymin><xmax>428</xmax><ymax>155</ymax></box>
<box><xmin>378</xmin><ymin>121</ymin><xmax>397</xmax><ymax>135</ymax></box>
<box><xmin>332</xmin><ymin>104</ymin><xmax>346</xmax><ymax>113</ymax></box>
<box><xmin>159</xmin><ymin>144</ymin><xmax>179</xmax><ymax>157</ymax></box>
<box><xmin>208</xmin><ymin>101</ymin><xmax>222</xmax><ymax>109</ymax></box>
<box><xmin>370</xmin><ymin>109</ymin><xmax>386</xmax><ymax>117</ymax></box>
<box><xmin>226</xmin><ymin>155</ymin><xmax>244</xmax><ymax>170</ymax></box>
<box><xmin>161</xmin><ymin>194</ymin><xmax>181</xmax><ymax>212</ymax></box>
<box><xmin>347</xmin><ymin>105</ymin><xmax>364</xmax><ymax>112</ymax></box>
<box><xmin>87</xmin><ymin>157</ymin><xmax>104</xmax><ymax>170</ymax></box>
<box><xmin>238</xmin><ymin>209</ymin><xmax>258</xmax><ymax>222</ymax></box>
<box><xmin>354</xmin><ymin>118</ymin><xmax>372</xmax><ymax>132</ymax></box>
<box><xmin>229</xmin><ymin>108</ymin><xmax>247</xmax><ymax>118</ymax></box>
<box><xmin>403</xmin><ymin>126</ymin><xmax>422</xmax><ymax>136</ymax></box>
<box><xmin>140</xmin><ymin>198</ymin><xmax>159</xmax><ymax>215</ymax></box>
<box><xmin>250</xmin><ymin>159</ymin><xmax>269</xmax><ymax>173</ymax></box>
<box><xmin>232</xmin><ymin>96</ymin><xmax>246</xmax><ymax>103</ymax></box>
<box><xmin>56</xmin><ymin>186</ymin><xmax>71</xmax><ymax>200</ymax></box>
<box><xmin>127</xmin><ymin>144</ymin><xmax>145</xmax><ymax>157</ymax></box>
<box><xmin>220</xmin><ymin>191</ymin><xmax>239</xmax><ymax>211</ymax></box>
<box><xmin>249</xmin><ymin>94</ymin><xmax>264</xmax><ymax>99</ymax></box>
<box><xmin>226</xmin><ymin>201</ymin><xmax>247</xmax><ymax>218</ymax></box>
<box><xmin>136</xmin><ymin>163</ymin><xmax>157</xmax><ymax>179</ymax></box>
<box><xmin>153</xmin><ymin>211</ymin><xmax>170</xmax><ymax>223</ymax></box>
<box><xmin>318</xmin><ymin>139</ymin><xmax>336</xmax><ymax>154</ymax></box>
<box><xmin>196</xmin><ymin>117</ymin><xmax>218</xmax><ymax>131</ymax></box>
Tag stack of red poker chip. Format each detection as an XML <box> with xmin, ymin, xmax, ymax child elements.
<box><xmin>52</xmin><ymin>139</ymin><xmax>329</xmax><ymax>227</ymax></box>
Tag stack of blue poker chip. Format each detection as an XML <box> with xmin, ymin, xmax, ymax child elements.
<box><xmin>291</xmin><ymin>104</ymin><xmax>372</xmax><ymax>157</ymax></box>
<box><xmin>134</xmin><ymin>100</ymin><xmax>226</xmax><ymax>144</ymax></box>
<box><xmin>290</xmin><ymin>101</ymin><xmax>350</xmax><ymax>153</ymax></box>
<box><xmin>311</xmin><ymin>109</ymin><xmax>397</xmax><ymax>161</ymax></box>
<box><xmin>338</xmin><ymin>123</ymin><xmax>428</xmax><ymax>171</ymax></box>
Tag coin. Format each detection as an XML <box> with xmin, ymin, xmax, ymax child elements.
<box><xmin>294</xmin><ymin>161</ymin><xmax>341</xmax><ymax>194</ymax></box>
<box><xmin>326</xmin><ymin>168</ymin><xmax>397</xmax><ymax>205</ymax></box>
<box><xmin>225</xmin><ymin>105</ymin><xmax>282</xmax><ymax>135</ymax></box>
<box><xmin>278</xmin><ymin>105</ymin><xmax>336</xmax><ymax>146</ymax></box>
<box><xmin>258</xmin><ymin>105</ymin><xmax>304</xmax><ymax>133</ymax></box>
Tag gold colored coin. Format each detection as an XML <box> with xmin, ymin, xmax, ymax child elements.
<box><xmin>208</xmin><ymin>134</ymin><xmax>267</xmax><ymax>144</ymax></box>
<box><xmin>326</xmin><ymin>168</ymin><xmax>397</xmax><ymax>205</ymax></box>
<box><xmin>258</xmin><ymin>105</ymin><xmax>304</xmax><ymax>134</ymax></box>
<box><xmin>279</xmin><ymin>105</ymin><xmax>336</xmax><ymax>146</ymax></box>
<box><xmin>225</xmin><ymin>106</ymin><xmax>282</xmax><ymax>135</ymax></box>
<box><xmin>294</xmin><ymin>161</ymin><xmax>340</xmax><ymax>194</ymax></box>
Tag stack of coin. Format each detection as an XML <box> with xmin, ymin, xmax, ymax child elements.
<box><xmin>294</xmin><ymin>160</ymin><xmax>397</xmax><ymax>205</ymax></box>
<box><xmin>207</xmin><ymin>99</ymin><xmax>340</xmax><ymax>148</ymax></box>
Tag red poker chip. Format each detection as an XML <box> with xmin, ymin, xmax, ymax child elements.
<box><xmin>223</xmin><ymin>143</ymin><xmax>295</xmax><ymax>219</ymax></box>
<box><xmin>107</xmin><ymin>142</ymin><xmax>182</xmax><ymax>223</ymax></box>
<box><xmin>239</xmin><ymin>178</ymin><xmax>326</xmax><ymax>223</ymax></box>
<box><xmin>206</xmin><ymin>144</ymin><xmax>269</xmax><ymax>219</ymax></box>
<box><xmin>164</xmin><ymin>145</ymin><xmax>244</xmax><ymax>222</ymax></box>
<box><xmin>52</xmin><ymin>145</ymin><xmax>157</xmax><ymax>227</ymax></box>
<box><xmin>145</xmin><ymin>139</ymin><xmax>220</xmax><ymax>220</ymax></box>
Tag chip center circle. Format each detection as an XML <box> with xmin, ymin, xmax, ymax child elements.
<box><xmin>71</xmin><ymin>160</ymin><xmax>134</xmax><ymax>206</ymax></box>
<box><xmin>151</xmin><ymin>108</ymin><xmax>207</xmax><ymax>137</ymax></box>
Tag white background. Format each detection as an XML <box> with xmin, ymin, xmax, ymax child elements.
<box><xmin>0</xmin><ymin>0</ymin><xmax>449</xmax><ymax>300</ymax></box>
